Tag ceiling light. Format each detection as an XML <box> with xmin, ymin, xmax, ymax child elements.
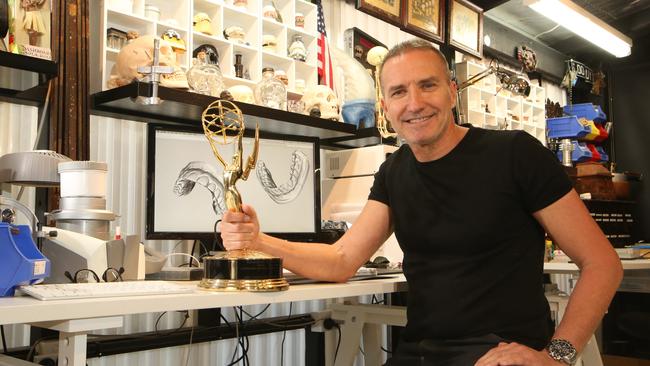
<box><xmin>525</xmin><ymin>0</ymin><xmax>632</xmax><ymax>58</ymax></box>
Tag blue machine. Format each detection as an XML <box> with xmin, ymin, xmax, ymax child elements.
<box><xmin>0</xmin><ymin>222</ymin><xmax>51</xmax><ymax>296</ymax></box>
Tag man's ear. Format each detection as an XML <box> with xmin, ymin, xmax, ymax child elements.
<box><xmin>450</xmin><ymin>80</ymin><xmax>458</xmax><ymax>108</ymax></box>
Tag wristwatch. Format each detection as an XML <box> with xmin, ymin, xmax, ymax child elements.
<box><xmin>547</xmin><ymin>338</ymin><xmax>577</xmax><ymax>365</ymax></box>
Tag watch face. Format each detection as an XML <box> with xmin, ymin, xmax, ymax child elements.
<box><xmin>548</xmin><ymin>339</ymin><xmax>577</xmax><ymax>364</ymax></box>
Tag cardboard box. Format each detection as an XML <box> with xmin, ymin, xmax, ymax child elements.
<box><xmin>7</xmin><ymin>0</ymin><xmax>52</xmax><ymax>60</ymax></box>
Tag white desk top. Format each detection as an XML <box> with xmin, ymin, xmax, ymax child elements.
<box><xmin>0</xmin><ymin>275</ymin><xmax>407</xmax><ymax>326</ymax></box>
<box><xmin>543</xmin><ymin>259</ymin><xmax>650</xmax><ymax>274</ymax></box>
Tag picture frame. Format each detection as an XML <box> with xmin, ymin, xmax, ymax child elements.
<box><xmin>448</xmin><ymin>0</ymin><xmax>483</xmax><ymax>58</ymax></box>
<box><xmin>146</xmin><ymin>124</ymin><xmax>321</xmax><ymax>242</ymax></box>
<box><xmin>401</xmin><ymin>0</ymin><xmax>445</xmax><ymax>44</ymax></box>
<box><xmin>356</xmin><ymin>0</ymin><xmax>403</xmax><ymax>27</ymax></box>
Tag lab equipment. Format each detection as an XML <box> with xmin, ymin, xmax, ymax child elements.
<box><xmin>0</xmin><ymin>222</ymin><xmax>50</xmax><ymax>296</ymax></box>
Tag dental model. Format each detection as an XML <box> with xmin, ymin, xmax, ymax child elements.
<box><xmin>256</xmin><ymin>151</ymin><xmax>309</xmax><ymax>204</ymax></box>
<box><xmin>174</xmin><ymin>161</ymin><xmax>226</xmax><ymax>215</ymax></box>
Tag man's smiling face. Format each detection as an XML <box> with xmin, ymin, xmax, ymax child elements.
<box><xmin>380</xmin><ymin>49</ymin><xmax>457</xmax><ymax>150</ymax></box>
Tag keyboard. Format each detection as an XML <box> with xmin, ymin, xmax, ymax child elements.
<box><xmin>18</xmin><ymin>281</ymin><xmax>196</xmax><ymax>301</ymax></box>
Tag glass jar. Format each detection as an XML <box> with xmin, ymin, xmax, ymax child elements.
<box><xmin>255</xmin><ymin>67</ymin><xmax>287</xmax><ymax>110</ymax></box>
<box><xmin>288</xmin><ymin>35</ymin><xmax>307</xmax><ymax>62</ymax></box>
<box><xmin>186</xmin><ymin>51</ymin><xmax>226</xmax><ymax>97</ymax></box>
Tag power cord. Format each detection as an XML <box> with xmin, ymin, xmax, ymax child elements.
<box><xmin>1</xmin><ymin>324</ymin><xmax>7</xmax><ymax>353</ymax></box>
<box><xmin>323</xmin><ymin>318</ymin><xmax>341</xmax><ymax>365</ymax></box>
<box><xmin>280</xmin><ymin>302</ymin><xmax>293</xmax><ymax>366</ymax></box>
<box><xmin>154</xmin><ymin>311</ymin><xmax>190</xmax><ymax>336</ymax></box>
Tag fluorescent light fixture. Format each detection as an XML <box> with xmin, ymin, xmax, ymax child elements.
<box><xmin>525</xmin><ymin>0</ymin><xmax>632</xmax><ymax>57</ymax></box>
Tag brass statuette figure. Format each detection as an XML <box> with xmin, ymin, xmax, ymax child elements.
<box><xmin>199</xmin><ymin>100</ymin><xmax>288</xmax><ymax>291</ymax></box>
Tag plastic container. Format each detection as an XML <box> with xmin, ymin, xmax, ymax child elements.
<box><xmin>595</xmin><ymin>146</ymin><xmax>609</xmax><ymax>162</ymax></box>
<box><xmin>546</xmin><ymin>116</ymin><xmax>591</xmax><ymax>139</ymax></box>
<box><xmin>563</xmin><ymin>103</ymin><xmax>607</xmax><ymax>123</ymax></box>
<box><xmin>58</xmin><ymin>161</ymin><xmax>108</xmax><ymax>198</ymax></box>
<box><xmin>0</xmin><ymin>223</ymin><xmax>50</xmax><ymax>296</ymax></box>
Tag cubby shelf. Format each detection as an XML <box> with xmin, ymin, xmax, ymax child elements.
<box><xmin>455</xmin><ymin>61</ymin><xmax>547</xmax><ymax>144</ymax></box>
<box><xmin>92</xmin><ymin>0</ymin><xmax>319</xmax><ymax>96</ymax></box>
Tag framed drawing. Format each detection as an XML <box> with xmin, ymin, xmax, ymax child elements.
<box><xmin>357</xmin><ymin>0</ymin><xmax>403</xmax><ymax>27</ymax></box>
<box><xmin>448</xmin><ymin>0</ymin><xmax>483</xmax><ymax>58</ymax></box>
<box><xmin>402</xmin><ymin>0</ymin><xmax>444</xmax><ymax>44</ymax></box>
<box><xmin>146</xmin><ymin>124</ymin><xmax>321</xmax><ymax>242</ymax></box>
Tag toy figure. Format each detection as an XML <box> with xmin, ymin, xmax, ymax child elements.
<box><xmin>20</xmin><ymin>0</ymin><xmax>46</xmax><ymax>46</ymax></box>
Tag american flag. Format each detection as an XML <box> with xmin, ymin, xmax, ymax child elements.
<box><xmin>316</xmin><ymin>0</ymin><xmax>334</xmax><ymax>89</ymax></box>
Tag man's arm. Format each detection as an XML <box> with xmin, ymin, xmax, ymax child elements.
<box><xmin>475</xmin><ymin>189</ymin><xmax>623</xmax><ymax>366</ymax></box>
<box><xmin>220</xmin><ymin>200</ymin><xmax>393</xmax><ymax>282</ymax></box>
<box><xmin>534</xmin><ymin>188</ymin><xmax>623</xmax><ymax>350</ymax></box>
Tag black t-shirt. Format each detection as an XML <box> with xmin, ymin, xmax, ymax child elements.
<box><xmin>369</xmin><ymin>127</ymin><xmax>573</xmax><ymax>349</ymax></box>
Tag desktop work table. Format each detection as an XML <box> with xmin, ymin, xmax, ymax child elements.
<box><xmin>2</xmin><ymin>259</ymin><xmax>650</xmax><ymax>366</ymax></box>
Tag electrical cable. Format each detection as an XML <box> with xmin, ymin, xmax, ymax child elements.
<box><xmin>187</xmin><ymin>240</ymin><xmax>197</xmax><ymax>267</ymax></box>
<box><xmin>213</xmin><ymin>219</ymin><xmax>226</xmax><ymax>251</ymax></box>
<box><xmin>26</xmin><ymin>336</ymin><xmax>57</xmax><ymax>362</ymax></box>
<box><xmin>184</xmin><ymin>325</ymin><xmax>195</xmax><ymax>366</ymax></box>
<box><xmin>280</xmin><ymin>302</ymin><xmax>293</xmax><ymax>366</ymax></box>
<box><xmin>333</xmin><ymin>323</ymin><xmax>342</xmax><ymax>365</ymax></box>
<box><xmin>154</xmin><ymin>311</ymin><xmax>190</xmax><ymax>336</ymax></box>
<box><xmin>1</xmin><ymin>324</ymin><xmax>7</xmax><ymax>353</ymax></box>
<box><xmin>533</xmin><ymin>24</ymin><xmax>561</xmax><ymax>39</ymax></box>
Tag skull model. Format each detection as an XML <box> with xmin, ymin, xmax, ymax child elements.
<box><xmin>228</xmin><ymin>85</ymin><xmax>255</xmax><ymax>104</ymax></box>
<box><xmin>107</xmin><ymin>35</ymin><xmax>188</xmax><ymax>89</ymax></box>
<box><xmin>301</xmin><ymin>85</ymin><xmax>340</xmax><ymax>121</ymax></box>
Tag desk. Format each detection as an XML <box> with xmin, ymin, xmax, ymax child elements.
<box><xmin>544</xmin><ymin>259</ymin><xmax>650</xmax><ymax>274</ymax></box>
<box><xmin>0</xmin><ymin>276</ymin><xmax>407</xmax><ymax>366</ymax></box>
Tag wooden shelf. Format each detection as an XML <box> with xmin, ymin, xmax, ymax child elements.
<box><xmin>90</xmin><ymin>82</ymin><xmax>357</xmax><ymax>140</ymax></box>
<box><xmin>0</xmin><ymin>52</ymin><xmax>57</xmax><ymax>106</ymax></box>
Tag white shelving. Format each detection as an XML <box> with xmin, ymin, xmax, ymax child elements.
<box><xmin>455</xmin><ymin>61</ymin><xmax>546</xmax><ymax>143</ymax></box>
<box><xmin>92</xmin><ymin>0</ymin><xmax>318</xmax><ymax>97</ymax></box>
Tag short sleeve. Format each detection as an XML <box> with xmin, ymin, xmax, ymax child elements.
<box><xmin>368</xmin><ymin>159</ymin><xmax>390</xmax><ymax>206</ymax></box>
<box><xmin>512</xmin><ymin>131</ymin><xmax>573</xmax><ymax>213</ymax></box>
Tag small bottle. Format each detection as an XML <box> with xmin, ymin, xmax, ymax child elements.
<box><xmin>288</xmin><ymin>34</ymin><xmax>307</xmax><ymax>62</ymax></box>
<box><xmin>234</xmin><ymin>53</ymin><xmax>244</xmax><ymax>78</ymax></box>
<box><xmin>186</xmin><ymin>51</ymin><xmax>226</xmax><ymax>97</ymax></box>
<box><xmin>255</xmin><ymin>67</ymin><xmax>287</xmax><ymax>110</ymax></box>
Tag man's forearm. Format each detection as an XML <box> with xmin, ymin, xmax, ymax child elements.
<box><xmin>256</xmin><ymin>233</ymin><xmax>356</xmax><ymax>282</ymax></box>
<box><xmin>551</xmin><ymin>261</ymin><xmax>623</xmax><ymax>353</ymax></box>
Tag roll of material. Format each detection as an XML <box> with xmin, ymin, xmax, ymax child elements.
<box><xmin>58</xmin><ymin>161</ymin><xmax>108</xmax><ymax>198</ymax></box>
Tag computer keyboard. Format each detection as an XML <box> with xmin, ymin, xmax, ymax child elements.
<box><xmin>18</xmin><ymin>281</ymin><xmax>196</xmax><ymax>301</ymax></box>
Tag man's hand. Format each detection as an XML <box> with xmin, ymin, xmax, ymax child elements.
<box><xmin>474</xmin><ymin>342</ymin><xmax>565</xmax><ymax>366</ymax></box>
<box><xmin>220</xmin><ymin>204</ymin><xmax>260</xmax><ymax>251</ymax></box>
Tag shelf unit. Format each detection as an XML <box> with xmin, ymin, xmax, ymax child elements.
<box><xmin>91</xmin><ymin>82</ymin><xmax>357</xmax><ymax>140</ymax></box>
<box><xmin>455</xmin><ymin>61</ymin><xmax>546</xmax><ymax>143</ymax></box>
<box><xmin>91</xmin><ymin>0</ymin><xmax>318</xmax><ymax>97</ymax></box>
<box><xmin>0</xmin><ymin>52</ymin><xmax>57</xmax><ymax>106</ymax></box>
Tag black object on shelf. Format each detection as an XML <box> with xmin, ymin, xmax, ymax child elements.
<box><xmin>0</xmin><ymin>51</ymin><xmax>57</xmax><ymax>106</ymax></box>
<box><xmin>91</xmin><ymin>82</ymin><xmax>357</xmax><ymax>140</ymax></box>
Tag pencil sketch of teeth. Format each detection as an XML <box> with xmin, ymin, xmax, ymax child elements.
<box><xmin>174</xmin><ymin>161</ymin><xmax>226</xmax><ymax>215</ymax></box>
<box><xmin>256</xmin><ymin>151</ymin><xmax>309</xmax><ymax>204</ymax></box>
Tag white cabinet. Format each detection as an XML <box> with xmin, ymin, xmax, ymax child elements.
<box><xmin>91</xmin><ymin>0</ymin><xmax>318</xmax><ymax>97</ymax></box>
<box><xmin>455</xmin><ymin>61</ymin><xmax>546</xmax><ymax>144</ymax></box>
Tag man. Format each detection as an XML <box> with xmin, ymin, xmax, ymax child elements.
<box><xmin>220</xmin><ymin>39</ymin><xmax>623</xmax><ymax>365</ymax></box>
